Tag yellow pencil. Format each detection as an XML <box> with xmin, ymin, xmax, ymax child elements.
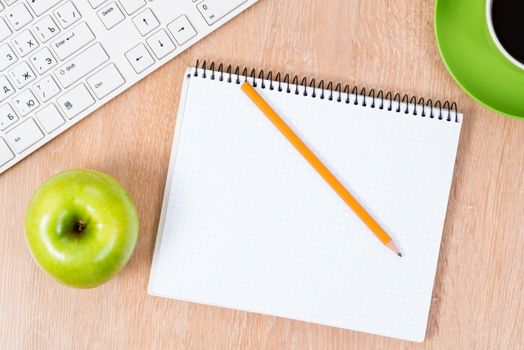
<box><xmin>241</xmin><ymin>82</ymin><xmax>402</xmax><ymax>257</ymax></box>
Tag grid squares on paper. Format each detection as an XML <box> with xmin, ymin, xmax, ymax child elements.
<box><xmin>148</xmin><ymin>70</ymin><xmax>463</xmax><ymax>342</ymax></box>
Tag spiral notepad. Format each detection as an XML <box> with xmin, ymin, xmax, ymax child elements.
<box><xmin>148</xmin><ymin>62</ymin><xmax>463</xmax><ymax>342</ymax></box>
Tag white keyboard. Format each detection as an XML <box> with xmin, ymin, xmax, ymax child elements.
<box><xmin>0</xmin><ymin>0</ymin><xmax>257</xmax><ymax>174</ymax></box>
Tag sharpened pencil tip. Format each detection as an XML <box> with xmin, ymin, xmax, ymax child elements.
<box><xmin>386</xmin><ymin>241</ymin><xmax>402</xmax><ymax>256</ymax></box>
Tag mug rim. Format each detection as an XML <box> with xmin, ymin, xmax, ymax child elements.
<box><xmin>486</xmin><ymin>0</ymin><xmax>524</xmax><ymax>70</ymax></box>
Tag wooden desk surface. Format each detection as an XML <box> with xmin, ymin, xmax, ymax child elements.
<box><xmin>1</xmin><ymin>1</ymin><xmax>523</xmax><ymax>348</ymax></box>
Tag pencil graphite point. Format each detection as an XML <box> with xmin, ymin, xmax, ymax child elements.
<box><xmin>385</xmin><ymin>241</ymin><xmax>402</xmax><ymax>257</ymax></box>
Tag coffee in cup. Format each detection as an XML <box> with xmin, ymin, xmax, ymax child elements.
<box><xmin>487</xmin><ymin>0</ymin><xmax>524</xmax><ymax>69</ymax></box>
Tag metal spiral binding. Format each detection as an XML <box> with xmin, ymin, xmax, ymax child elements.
<box><xmin>191</xmin><ymin>60</ymin><xmax>460</xmax><ymax>122</ymax></box>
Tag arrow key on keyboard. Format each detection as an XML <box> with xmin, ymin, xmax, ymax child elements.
<box><xmin>132</xmin><ymin>9</ymin><xmax>159</xmax><ymax>36</ymax></box>
<box><xmin>125</xmin><ymin>43</ymin><xmax>154</xmax><ymax>73</ymax></box>
<box><xmin>146</xmin><ymin>29</ymin><xmax>175</xmax><ymax>59</ymax></box>
<box><xmin>167</xmin><ymin>15</ymin><xmax>197</xmax><ymax>46</ymax></box>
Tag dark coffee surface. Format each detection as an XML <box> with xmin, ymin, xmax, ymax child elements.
<box><xmin>492</xmin><ymin>0</ymin><xmax>524</xmax><ymax>64</ymax></box>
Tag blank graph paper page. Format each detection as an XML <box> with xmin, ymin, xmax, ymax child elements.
<box><xmin>149</xmin><ymin>67</ymin><xmax>463</xmax><ymax>342</ymax></box>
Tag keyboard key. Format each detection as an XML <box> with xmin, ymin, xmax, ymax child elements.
<box><xmin>88</xmin><ymin>0</ymin><xmax>108</xmax><ymax>8</ymax></box>
<box><xmin>146</xmin><ymin>29</ymin><xmax>175</xmax><ymax>59</ymax></box>
<box><xmin>29</xmin><ymin>47</ymin><xmax>57</xmax><ymax>74</ymax></box>
<box><xmin>125</xmin><ymin>43</ymin><xmax>154</xmax><ymax>73</ymax></box>
<box><xmin>55</xmin><ymin>43</ymin><xmax>109</xmax><ymax>88</ymax></box>
<box><xmin>0</xmin><ymin>44</ymin><xmax>18</xmax><ymax>71</ymax></box>
<box><xmin>118</xmin><ymin>0</ymin><xmax>145</xmax><ymax>15</ymax></box>
<box><xmin>11</xmin><ymin>29</ymin><xmax>39</xmax><ymax>56</ymax></box>
<box><xmin>5</xmin><ymin>118</ymin><xmax>44</xmax><ymax>153</ymax></box>
<box><xmin>0</xmin><ymin>18</ymin><xmax>13</xmax><ymax>42</ymax></box>
<box><xmin>8</xmin><ymin>61</ymin><xmax>36</xmax><ymax>88</ymax></box>
<box><xmin>5</xmin><ymin>3</ymin><xmax>33</xmax><ymax>31</ymax></box>
<box><xmin>0</xmin><ymin>103</ymin><xmax>18</xmax><ymax>131</ymax></box>
<box><xmin>54</xmin><ymin>1</ymin><xmax>81</xmax><ymax>29</ymax></box>
<box><xmin>97</xmin><ymin>2</ymin><xmax>125</xmax><ymax>30</ymax></box>
<box><xmin>57</xmin><ymin>83</ymin><xmax>94</xmax><ymax>119</ymax></box>
<box><xmin>0</xmin><ymin>75</ymin><xmax>15</xmax><ymax>102</ymax></box>
<box><xmin>4</xmin><ymin>0</ymin><xmax>18</xmax><ymax>5</ymax></box>
<box><xmin>27</xmin><ymin>0</ymin><xmax>62</xmax><ymax>16</ymax></box>
<box><xmin>197</xmin><ymin>0</ymin><xmax>247</xmax><ymax>25</ymax></box>
<box><xmin>33</xmin><ymin>15</ymin><xmax>60</xmax><ymax>43</ymax></box>
<box><xmin>167</xmin><ymin>15</ymin><xmax>197</xmax><ymax>46</ymax></box>
<box><xmin>132</xmin><ymin>8</ymin><xmax>159</xmax><ymax>36</ymax></box>
<box><xmin>87</xmin><ymin>63</ymin><xmax>125</xmax><ymax>99</ymax></box>
<box><xmin>51</xmin><ymin>22</ymin><xmax>95</xmax><ymax>60</ymax></box>
<box><xmin>33</xmin><ymin>75</ymin><xmax>60</xmax><ymax>102</ymax></box>
<box><xmin>36</xmin><ymin>103</ymin><xmax>64</xmax><ymax>133</ymax></box>
<box><xmin>0</xmin><ymin>138</ymin><xmax>14</xmax><ymax>166</ymax></box>
<box><xmin>12</xmin><ymin>89</ymin><xmax>39</xmax><ymax>116</ymax></box>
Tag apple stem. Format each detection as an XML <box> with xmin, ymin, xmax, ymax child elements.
<box><xmin>73</xmin><ymin>220</ymin><xmax>87</xmax><ymax>234</ymax></box>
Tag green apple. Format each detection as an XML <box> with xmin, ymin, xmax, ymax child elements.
<box><xmin>24</xmin><ymin>169</ymin><xmax>139</xmax><ymax>288</ymax></box>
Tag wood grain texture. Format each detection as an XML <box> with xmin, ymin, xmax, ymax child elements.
<box><xmin>1</xmin><ymin>0</ymin><xmax>523</xmax><ymax>348</ymax></box>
